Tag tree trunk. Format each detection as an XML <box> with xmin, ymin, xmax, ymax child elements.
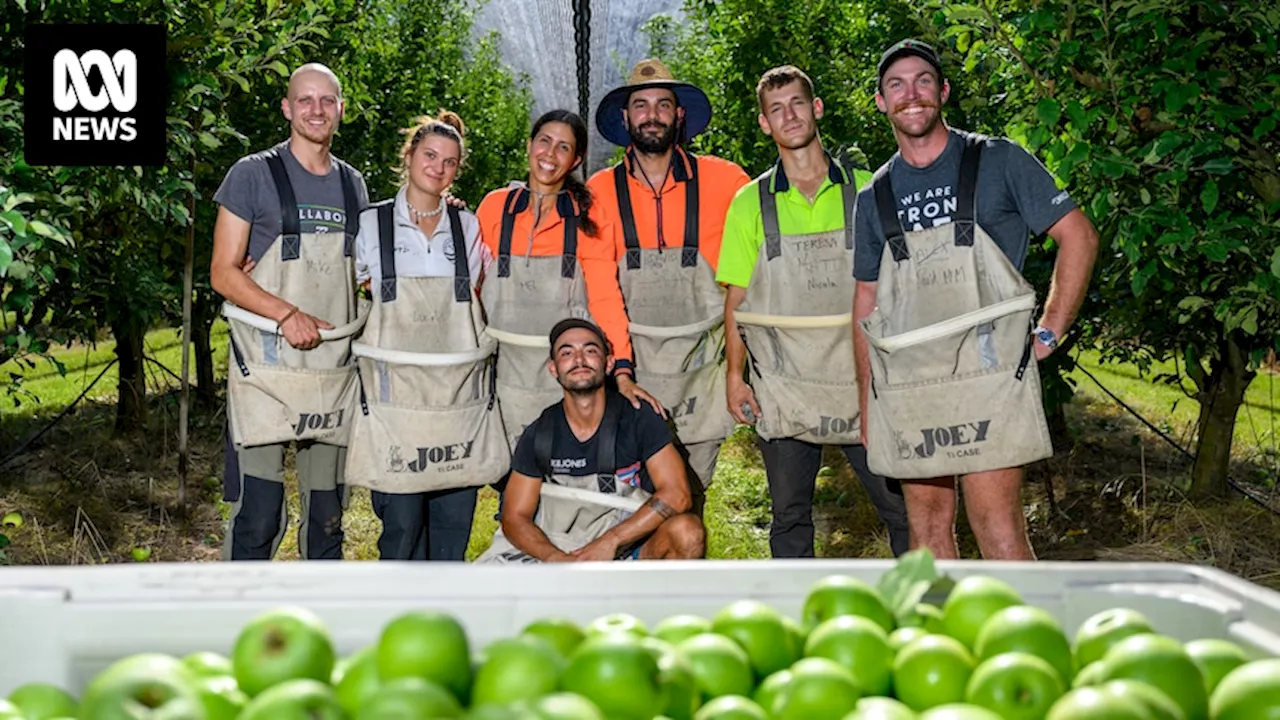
<box><xmin>192</xmin><ymin>294</ymin><xmax>217</xmax><ymax>407</ymax></box>
<box><xmin>1189</xmin><ymin>335</ymin><xmax>1255</xmax><ymax>498</ymax></box>
<box><xmin>112</xmin><ymin>314</ymin><xmax>147</xmax><ymax>433</ymax></box>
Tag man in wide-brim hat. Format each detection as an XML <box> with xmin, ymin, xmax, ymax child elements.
<box><xmin>587</xmin><ymin>59</ymin><xmax>751</xmax><ymax>513</ymax></box>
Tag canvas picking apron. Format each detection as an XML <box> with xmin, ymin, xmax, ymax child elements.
<box><xmin>343</xmin><ymin>202</ymin><xmax>508</xmax><ymax>493</ymax></box>
<box><xmin>481</xmin><ymin>187</ymin><xmax>593</xmax><ymax>448</ymax></box>
<box><xmin>223</xmin><ymin>151</ymin><xmax>366</xmax><ymax>449</ymax></box>
<box><xmin>735</xmin><ymin>169</ymin><xmax>862</xmax><ymax>445</ymax></box>
<box><xmin>860</xmin><ymin>135</ymin><xmax>1052</xmax><ymax>478</ymax></box>
<box><xmin>612</xmin><ymin>158</ymin><xmax>734</xmax><ymax>447</ymax></box>
<box><xmin>476</xmin><ymin>392</ymin><xmax>652</xmax><ymax>563</ymax></box>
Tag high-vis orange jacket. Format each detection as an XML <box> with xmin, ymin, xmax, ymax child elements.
<box><xmin>587</xmin><ymin>147</ymin><xmax>751</xmax><ymax>273</ymax></box>
<box><xmin>475</xmin><ymin>184</ymin><xmax>633</xmax><ymax>365</ymax></box>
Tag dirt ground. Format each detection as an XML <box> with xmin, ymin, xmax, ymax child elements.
<box><xmin>1</xmin><ymin>390</ymin><xmax>1277</xmax><ymax>591</ymax></box>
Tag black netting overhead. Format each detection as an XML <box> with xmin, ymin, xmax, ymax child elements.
<box><xmin>474</xmin><ymin>0</ymin><xmax>685</xmax><ymax>174</ymax></box>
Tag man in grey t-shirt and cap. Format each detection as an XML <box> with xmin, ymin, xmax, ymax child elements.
<box><xmin>852</xmin><ymin>39</ymin><xmax>1100</xmax><ymax>560</ymax></box>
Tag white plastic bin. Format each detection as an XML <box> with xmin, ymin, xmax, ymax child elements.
<box><xmin>0</xmin><ymin>559</ymin><xmax>1278</xmax><ymax>695</ymax></box>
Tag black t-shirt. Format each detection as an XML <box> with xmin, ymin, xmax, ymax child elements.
<box><xmin>511</xmin><ymin>393</ymin><xmax>673</xmax><ymax>494</ymax></box>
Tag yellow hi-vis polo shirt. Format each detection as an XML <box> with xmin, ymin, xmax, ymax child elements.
<box><xmin>716</xmin><ymin>154</ymin><xmax>873</xmax><ymax>288</ymax></box>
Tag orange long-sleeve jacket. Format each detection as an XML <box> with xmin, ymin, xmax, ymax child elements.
<box><xmin>475</xmin><ymin>184</ymin><xmax>633</xmax><ymax>366</ymax></box>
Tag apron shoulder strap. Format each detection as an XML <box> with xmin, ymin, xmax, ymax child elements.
<box><xmin>954</xmin><ymin>135</ymin><xmax>984</xmax><ymax>247</ymax></box>
<box><xmin>613</xmin><ymin>163</ymin><xmax>642</xmax><ymax>271</ymax></box>
<box><xmin>595</xmin><ymin>392</ymin><xmax>623</xmax><ymax>494</ymax></box>
<box><xmin>375</xmin><ymin>200</ymin><xmax>397</xmax><ymax>303</ymax></box>
<box><xmin>533</xmin><ymin>405</ymin><xmax>557</xmax><ymax>480</ymax></box>
<box><xmin>872</xmin><ymin>168</ymin><xmax>909</xmax><ymax>262</ymax></box>
<box><xmin>838</xmin><ymin>164</ymin><xmax>857</xmax><ymax>251</ymax></box>
<box><xmin>681</xmin><ymin>154</ymin><xmax>699</xmax><ymax>268</ymax></box>
<box><xmin>447</xmin><ymin>205</ymin><xmax>472</xmax><ymax>302</ymax></box>
<box><xmin>558</xmin><ymin>192</ymin><xmax>579</xmax><ymax>280</ymax></box>
<box><xmin>497</xmin><ymin>187</ymin><xmax>527</xmax><ymax>278</ymax></box>
<box><xmin>339</xmin><ymin>163</ymin><xmax>360</xmax><ymax>257</ymax></box>
<box><xmin>264</xmin><ymin>151</ymin><xmax>301</xmax><ymax>261</ymax></box>
<box><xmin>758</xmin><ymin>169</ymin><xmax>782</xmax><ymax>261</ymax></box>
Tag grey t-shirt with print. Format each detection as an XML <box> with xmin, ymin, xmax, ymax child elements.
<box><xmin>213</xmin><ymin>140</ymin><xmax>371</xmax><ymax>263</ymax></box>
<box><xmin>853</xmin><ymin>128</ymin><xmax>1076</xmax><ymax>282</ymax></box>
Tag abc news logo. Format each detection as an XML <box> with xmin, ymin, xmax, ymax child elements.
<box><xmin>24</xmin><ymin>24</ymin><xmax>165</xmax><ymax>167</ymax></box>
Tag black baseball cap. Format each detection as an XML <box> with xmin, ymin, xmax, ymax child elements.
<box><xmin>877</xmin><ymin>39</ymin><xmax>944</xmax><ymax>83</ymax></box>
<box><xmin>548</xmin><ymin>317</ymin><xmax>610</xmax><ymax>356</ymax></box>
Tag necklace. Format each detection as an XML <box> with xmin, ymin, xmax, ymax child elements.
<box><xmin>406</xmin><ymin>197</ymin><xmax>444</xmax><ymax>222</ymax></box>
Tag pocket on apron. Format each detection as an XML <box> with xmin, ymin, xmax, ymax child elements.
<box><xmin>226</xmin><ymin>362</ymin><xmax>358</xmax><ymax>448</ymax></box>
<box><xmin>863</xmin><ymin>296</ymin><xmax>1052</xmax><ymax>477</ymax></box>
<box><xmin>743</xmin><ymin>324</ymin><xmax>861</xmax><ymax>445</ymax></box>
<box><xmin>345</xmin><ymin>396</ymin><xmax>509</xmax><ymax>494</ymax></box>
<box><xmin>640</xmin><ymin>362</ymin><xmax>734</xmax><ymax>445</ymax></box>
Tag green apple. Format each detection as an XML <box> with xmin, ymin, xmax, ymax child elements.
<box><xmin>1046</xmin><ymin>686</ymin><xmax>1149</xmax><ymax>720</ymax></box>
<box><xmin>79</xmin><ymin>653</ymin><xmax>203</xmax><ymax>720</ymax></box>
<box><xmin>586</xmin><ymin>612</ymin><xmax>649</xmax><ymax>638</ymax></box>
<box><xmin>918</xmin><ymin>705</ymin><xmax>1003</xmax><ymax>720</ymax></box>
<box><xmin>677</xmin><ymin>633</ymin><xmax>755</xmax><ymax>702</ymax></box>
<box><xmin>0</xmin><ymin>700</ymin><xmax>26</xmax><ymax>720</ymax></box>
<box><xmin>889</xmin><ymin>627</ymin><xmax>929</xmax><ymax>653</ymax></box>
<box><xmin>892</xmin><ymin>634</ymin><xmax>975</xmax><ymax>712</ymax></box>
<box><xmin>655</xmin><ymin>615</ymin><xmax>714</xmax><ymax>646</ymax></box>
<box><xmin>471</xmin><ymin>635</ymin><xmax>565</xmax><ymax>707</ymax></box>
<box><xmin>805</xmin><ymin>614</ymin><xmax>894</xmax><ymax>697</ymax></box>
<box><xmin>467</xmin><ymin>705</ymin><xmax>527</xmax><ymax>720</ymax></box>
<box><xmin>711</xmin><ymin>600</ymin><xmax>798</xmax><ymax>681</ymax></box>
<box><xmin>802</xmin><ymin>575</ymin><xmax>896</xmax><ymax>633</ymax></box>
<box><xmin>354</xmin><ymin>677</ymin><xmax>463</xmax><ymax>719</ymax></box>
<box><xmin>1098</xmin><ymin>680</ymin><xmax>1185</xmax><ymax>720</ymax></box>
<box><xmin>691</xmin><ymin>695</ymin><xmax>768</xmax><ymax>720</ymax></box>
<box><xmin>1071</xmin><ymin>660</ymin><xmax>1106</xmax><ymax>689</ymax></box>
<box><xmin>527</xmin><ymin>692</ymin><xmax>607</xmax><ymax>720</ymax></box>
<box><xmin>642</xmin><ymin>637</ymin><xmax>701</xmax><ymax>720</ymax></box>
<box><xmin>522</xmin><ymin>618</ymin><xmax>588</xmax><ymax>659</ymax></box>
<box><xmin>231</xmin><ymin>606</ymin><xmax>335</xmax><ymax>698</ymax></box>
<box><xmin>560</xmin><ymin>632</ymin><xmax>665</xmax><ymax>720</ymax></box>
<box><xmin>376</xmin><ymin>610</ymin><xmax>472</xmax><ymax>703</ymax></box>
<box><xmin>973</xmin><ymin>605</ymin><xmax>1073</xmax><ymax>685</ymax></box>
<box><xmin>964</xmin><ymin>652</ymin><xmax>1064</xmax><ymax>720</ymax></box>
<box><xmin>193</xmin><ymin>676</ymin><xmax>246</xmax><ymax>720</ymax></box>
<box><xmin>237</xmin><ymin>678</ymin><xmax>342</xmax><ymax>720</ymax></box>
<box><xmin>781</xmin><ymin>614</ymin><xmax>808</xmax><ymax>660</ymax></box>
<box><xmin>770</xmin><ymin>657</ymin><xmax>861</xmax><ymax>720</ymax></box>
<box><xmin>843</xmin><ymin>696</ymin><xmax>916</xmax><ymax>719</ymax></box>
<box><xmin>1209</xmin><ymin>658</ymin><xmax>1280</xmax><ymax>720</ymax></box>
<box><xmin>181</xmin><ymin>652</ymin><xmax>233</xmax><ymax>680</ymax></box>
<box><xmin>1098</xmin><ymin>633</ymin><xmax>1207</xmax><ymax>720</ymax></box>
<box><xmin>1184</xmin><ymin>638</ymin><xmax>1248</xmax><ymax>696</ymax></box>
<box><xmin>900</xmin><ymin>604</ymin><xmax>946</xmax><ymax>634</ymax></box>
<box><xmin>940</xmin><ymin>577</ymin><xmax>1022</xmax><ymax>650</ymax></box>
<box><xmin>6</xmin><ymin>681</ymin><xmax>78</xmax><ymax>719</ymax></box>
<box><xmin>752</xmin><ymin>669</ymin><xmax>792</xmax><ymax>715</ymax></box>
<box><xmin>334</xmin><ymin>645</ymin><xmax>381</xmax><ymax>717</ymax></box>
<box><xmin>1071</xmin><ymin>608</ymin><xmax>1154</xmax><ymax>672</ymax></box>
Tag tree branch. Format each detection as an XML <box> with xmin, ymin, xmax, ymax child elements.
<box><xmin>980</xmin><ymin>0</ymin><xmax>1050</xmax><ymax>99</ymax></box>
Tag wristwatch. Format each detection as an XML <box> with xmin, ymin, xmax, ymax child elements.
<box><xmin>1033</xmin><ymin>325</ymin><xmax>1059</xmax><ymax>351</ymax></box>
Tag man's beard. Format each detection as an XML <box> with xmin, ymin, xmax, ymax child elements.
<box><xmin>628</xmin><ymin>120</ymin><xmax>677</xmax><ymax>154</ymax></box>
<box><xmin>889</xmin><ymin>101</ymin><xmax>942</xmax><ymax>138</ymax></box>
<box><xmin>293</xmin><ymin>115</ymin><xmax>333</xmax><ymax>144</ymax></box>
<box><xmin>775</xmin><ymin>124</ymin><xmax>818</xmax><ymax>151</ymax></box>
<box><xmin>561</xmin><ymin>366</ymin><xmax>606</xmax><ymax>394</ymax></box>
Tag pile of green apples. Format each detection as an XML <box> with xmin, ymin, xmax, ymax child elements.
<box><xmin>3</xmin><ymin>570</ymin><xmax>1279</xmax><ymax>720</ymax></box>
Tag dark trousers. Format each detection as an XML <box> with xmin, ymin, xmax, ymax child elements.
<box><xmin>371</xmin><ymin>486</ymin><xmax>479</xmax><ymax>561</ymax></box>
<box><xmin>757</xmin><ymin>436</ymin><xmax>910</xmax><ymax>559</ymax></box>
<box><xmin>222</xmin><ymin>426</ymin><xmax>345</xmax><ymax>561</ymax></box>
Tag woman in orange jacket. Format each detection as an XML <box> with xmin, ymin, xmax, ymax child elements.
<box><xmin>475</xmin><ymin>109</ymin><xmax>662</xmax><ymax>451</ymax></box>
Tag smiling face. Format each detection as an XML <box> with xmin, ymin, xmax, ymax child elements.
<box><xmin>405</xmin><ymin>133</ymin><xmax>461</xmax><ymax>197</ymax></box>
<box><xmin>876</xmin><ymin>55</ymin><xmax>950</xmax><ymax>139</ymax></box>
<box><xmin>548</xmin><ymin>327</ymin><xmax>613</xmax><ymax>394</ymax></box>
<box><xmin>282</xmin><ymin>69</ymin><xmax>343</xmax><ymax>145</ymax></box>
<box><xmin>527</xmin><ymin>121</ymin><xmax>581</xmax><ymax>188</ymax></box>
<box><xmin>758</xmin><ymin>78</ymin><xmax>823</xmax><ymax>151</ymax></box>
<box><xmin>624</xmin><ymin>87</ymin><xmax>682</xmax><ymax>154</ymax></box>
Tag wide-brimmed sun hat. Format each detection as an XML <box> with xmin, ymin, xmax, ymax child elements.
<box><xmin>594</xmin><ymin>58</ymin><xmax>712</xmax><ymax>148</ymax></box>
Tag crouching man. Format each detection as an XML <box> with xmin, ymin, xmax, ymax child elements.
<box><xmin>478</xmin><ymin>318</ymin><xmax>706</xmax><ymax>563</ymax></box>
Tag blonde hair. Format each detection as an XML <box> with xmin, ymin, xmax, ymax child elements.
<box><xmin>398</xmin><ymin>110</ymin><xmax>467</xmax><ymax>182</ymax></box>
